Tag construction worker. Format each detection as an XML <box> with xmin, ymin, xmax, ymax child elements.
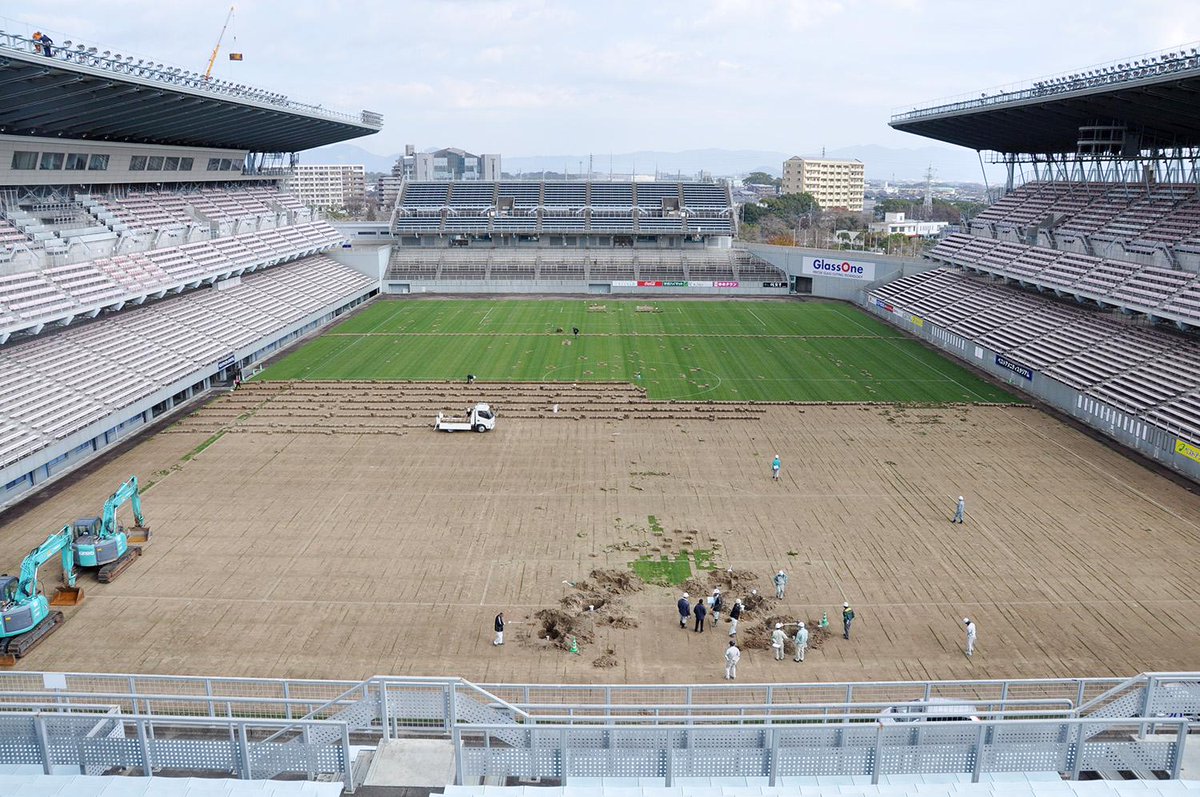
<box><xmin>963</xmin><ymin>618</ymin><xmax>977</xmax><ymax>658</ymax></box>
<box><xmin>952</xmin><ymin>495</ymin><xmax>965</xmax><ymax>524</ymax></box>
<box><xmin>774</xmin><ymin>570</ymin><xmax>788</xmax><ymax>599</ymax></box>
<box><xmin>842</xmin><ymin>602</ymin><xmax>855</xmax><ymax>640</ymax></box>
<box><xmin>728</xmin><ymin>599</ymin><xmax>743</xmax><ymax>636</ymax></box>
<box><xmin>724</xmin><ymin>639</ymin><xmax>741</xmax><ymax>680</ymax></box>
<box><xmin>492</xmin><ymin>612</ymin><xmax>504</xmax><ymax>646</ymax></box>
<box><xmin>771</xmin><ymin>623</ymin><xmax>786</xmax><ymax>661</ymax></box>
<box><xmin>693</xmin><ymin>598</ymin><xmax>707</xmax><ymax>633</ymax></box>
<box><xmin>771</xmin><ymin>454</ymin><xmax>781</xmax><ymax>480</ymax></box>
<box><xmin>677</xmin><ymin>593</ymin><xmax>690</xmax><ymax>629</ymax></box>
<box><xmin>709</xmin><ymin>589</ymin><xmax>723</xmax><ymax>625</ymax></box>
<box><xmin>793</xmin><ymin>621</ymin><xmax>809</xmax><ymax>662</ymax></box>
<box><xmin>32</xmin><ymin>32</ymin><xmax>54</xmax><ymax>57</ymax></box>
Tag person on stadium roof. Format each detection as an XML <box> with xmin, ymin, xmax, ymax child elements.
<box><xmin>32</xmin><ymin>32</ymin><xmax>54</xmax><ymax>57</ymax></box>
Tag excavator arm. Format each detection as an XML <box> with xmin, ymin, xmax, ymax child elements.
<box><xmin>101</xmin><ymin>475</ymin><xmax>150</xmax><ymax>542</ymax></box>
<box><xmin>7</xmin><ymin>527</ymin><xmax>82</xmax><ymax>610</ymax></box>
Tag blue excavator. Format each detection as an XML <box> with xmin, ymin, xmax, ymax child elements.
<box><xmin>74</xmin><ymin>475</ymin><xmax>150</xmax><ymax>583</ymax></box>
<box><xmin>0</xmin><ymin>526</ymin><xmax>85</xmax><ymax>666</ymax></box>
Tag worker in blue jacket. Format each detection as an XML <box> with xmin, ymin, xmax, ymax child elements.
<box><xmin>677</xmin><ymin>593</ymin><xmax>690</xmax><ymax>629</ymax></box>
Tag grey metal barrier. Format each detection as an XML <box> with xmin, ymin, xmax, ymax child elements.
<box><xmin>452</xmin><ymin>716</ymin><xmax>1189</xmax><ymax>786</ymax></box>
<box><xmin>0</xmin><ymin>709</ymin><xmax>353</xmax><ymax>789</ymax></box>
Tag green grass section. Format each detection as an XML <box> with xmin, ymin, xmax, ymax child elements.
<box><xmin>631</xmin><ymin>552</ymin><xmax>694</xmax><ymax>586</ymax></box>
<box><xmin>254</xmin><ymin>299</ymin><xmax>1017</xmax><ymax>404</ymax></box>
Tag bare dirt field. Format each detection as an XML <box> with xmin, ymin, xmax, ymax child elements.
<box><xmin>1</xmin><ymin>381</ymin><xmax>1198</xmax><ymax>684</ymax></box>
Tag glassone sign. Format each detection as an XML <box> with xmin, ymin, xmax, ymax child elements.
<box><xmin>801</xmin><ymin>256</ymin><xmax>876</xmax><ymax>281</ymax></box>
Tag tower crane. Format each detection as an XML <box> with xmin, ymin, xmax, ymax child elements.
<box><xmin>74</xmin><ymin>475</ymin><xmax>151</xmax><ymax>583</ymax></box>
<box><xmin>0</xmin><ymin>526</ymin><xmax>85</xmax><ymax>666</ymax></box>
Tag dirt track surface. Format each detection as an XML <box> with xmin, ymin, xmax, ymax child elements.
<box><xmin>1</xmin><ymin>381</ymin><xmax>1198</xmax><ymax>684</ymax></box>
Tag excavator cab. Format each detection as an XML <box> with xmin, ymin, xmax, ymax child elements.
<box><xmin>0</xmin><ymin>575</ymin><xmax>18</xmax><ymax>608</ymax></box>
<box><xmin>73</xmin><ymin>516</ymin><xmax>127</xmax><ymax>569</ymax></box>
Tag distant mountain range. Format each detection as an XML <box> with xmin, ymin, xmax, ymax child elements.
<box><xmin>303</xmin><ymin>142</ymin><xmax>999</xmax><ymax>184</ymax></box>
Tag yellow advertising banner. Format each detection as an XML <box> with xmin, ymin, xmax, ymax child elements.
<box><xmin>1176</xmin><ymin>439</ymin><xmax>1200</xmax><ymax>464</ymax></box>
<box><xmin>911</xmin><ymin>316</ymin><xmax>924</xmax><ymax>327</ymax></box>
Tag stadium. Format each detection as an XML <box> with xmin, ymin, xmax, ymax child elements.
<box><xmin>0</xmin><ymin>21</ymin><xmax>1196</xmax><ymax>797</ymax></box>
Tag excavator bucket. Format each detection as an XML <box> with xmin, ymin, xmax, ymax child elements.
<box><xmin>0</xmin><ymin>653</ymin><xmax>16</xmax><ymax>668</ymax></box>
<box><xmin>126</xmin><ymin>525</ymin><xmax>151</xmax><ymax>544</ymax></box>
<box><xmin>50</xmin><ymin>585</ymin><xmax>84</xmax><ymax>606</ymax></box>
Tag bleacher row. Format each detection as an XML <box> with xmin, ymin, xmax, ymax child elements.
<box><xmin>85</xmin><ymin>186</ymin><xmax>308</xmax><ymax>232</ymax></box>
<box><xmin>386</xmin><ymin>249</ymin><xmax>783</xmax><ymax>282</ymax></box>
<box><xmin>401</xmin><ymin>181</ymin><xmax>731</xmax><ymax>210</ymax></box>
<box><xmin>0</xmin><ymin>222</ymin><xmax>343</xmax><ymax>336</ymax></box>
<box><xmin>0</xmin><ymin>255</ymin><xmax>375</xmax><ymax>470</ymax></box>
<box><xmin>870</xmin><ymin>268</ymin><xmax>1200</xmax><ymax>444</ymax></box>
<box><xmin>970</xmin><ymin>181</ymin><xmax>1200</xmax><ymax>254</ymax></box>
<box><xmin>394</xmin><ymin>181</ymin><xmax>734</xmax><ymax>236</ymax></box>
<box><xmin>1</xmin><ymin>187</ymin><xmax>310</xmax><ymax>254</ymax></box>
<box><xmin>927</xmin><ymin>233</ymin><xmax>1200</xmax><ymax>325</ymax></box>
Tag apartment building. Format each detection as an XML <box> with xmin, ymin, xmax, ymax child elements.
<box><xmin>289</xmin><ymin>164</ymin><xmax>366</xmax><ymax>210</ymax></box>
<box><xmin>781</xmin><ymin>157</ymin><xmax>865</xmax><ymax>212</ymax></box>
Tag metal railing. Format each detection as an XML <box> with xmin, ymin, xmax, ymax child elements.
<box><xmin>452</xmin><ymin>716</ymin><xmax>1189</xmax><ymax>786</ymax></box>
<box><xmin>0</xmin><ymin>670</ymin><xmax>1194</xmax><ymax>787</ymax></box>
<box><xmin>891</xmin><ymin>40</ymin><xmax>1200</xmax><ymax>124</ymax></box>
<box><xmin>0</xmin><ymin>709</ymin><xmax>352</xmax><ymax>789</ymax></box>
<box><xmin>0</xmin><ymin>31</ymin><xmax>381</xmax><ymax>129</ymax></box>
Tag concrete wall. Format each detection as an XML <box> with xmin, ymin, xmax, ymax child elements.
<box><xmin>384</xmin><ymin>280</ymin><xmax>789</xmax><ymax>297</ymax></box>
<box><xmin>862</xmin><ymin>297</ymin><xmax>1200</xmax><ymax>483</ymax></box>
<box><xmin>329</xmin><ymin>242</ymin><xmax>390</xmax><ymax>281</ymax></box>
<box><xmin>745</xmin><ymin>244</ymin><xmax>936</xmax><ymax>301</ymax></box>
<box><xmin>0</xmin><ymin>285</ymin><xmax>378</xmax><ymax>510</ymax></box>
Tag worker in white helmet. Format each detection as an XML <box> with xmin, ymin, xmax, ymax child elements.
<box><xmin>963</xmin><ymin>618</ymin><xmax>977</xmax><ymax>658</ymax></box>
<box><xmin>952</xmin><ymin>496</ymin><xmax>966</xmax><ymax>524</ymax></box>
<box><xmin>771</xmin><ymin>623</ymin><xmax>786</xmax><ymax>661</ymax></box>
<box><xmin>793</xmin><ymin>621</ymin><xmax>809</xmax><ymax>662</ymax></box>
<box><xmin>677</xmin><ymin>593</ymin><xmax>690</xmax><ymax>629</ymax></box>
<box><xmin>773</xmin><ymin>569</ymin><xmax>788</xmax><ymax>599</ymax></box>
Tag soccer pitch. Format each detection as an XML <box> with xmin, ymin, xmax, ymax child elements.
<box><xmin>254</xmin><ymin>298</ymin><xmax>1017</xmax><ymax>403</ymax></box>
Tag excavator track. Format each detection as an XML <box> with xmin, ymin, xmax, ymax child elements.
<box><xmin>97</xmin><ymin>546</ymin><xmax>142</xmax><ymax>584</ymax></box>
<box><xmin>0</xmin><ymin>611</ymin><xmax>64</xmax><ymax>667</ymax></box>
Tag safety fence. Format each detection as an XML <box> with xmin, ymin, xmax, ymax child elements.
<box><xmin>452</xmin><ymin>717</ymin><xmax>1189</xmax><ymax>786</ymax></box>
<box><xmin>0</xmin><ymin>671</ymin><xmax>1194</xmax><ymax>788</ymax></box>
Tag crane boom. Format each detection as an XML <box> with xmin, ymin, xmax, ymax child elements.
<box><xmin>204</xmin><ymin>6</ymin><xmax>235</xmax><ymax>80</ymax></box>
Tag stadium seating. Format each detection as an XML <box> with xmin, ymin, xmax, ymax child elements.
<box><xmin>392</xmin><ymin>181</ymin><xmax>735</xmax><ymax>237</ymax></box>
<box><xmin>871</xmin><ymin>268</ymin><xmax>1200</xmax><ymax>443</ymax></box>
<box><xmin>970</xmin><ymin>180</ymin><xmax>1200</xmax><ymax>257</ymax></box>
<box><xmin>0</xmin><ymin>255</ymin><xmax>374</xmax><ymax>470</ymax></box>
<box><xmin>927</xmin><ymin>233</ymin><xmax>1200</xmax><ymax>325</ymax></box>
<box><xmin>0</xmin><ymin>221</ymin><xmax>344</xmax><ymax>341</ymax></box>
<box><xmin>386</xmin><ymin>248</ymin><xmax>782</xmax><ymax>284</ymax></box>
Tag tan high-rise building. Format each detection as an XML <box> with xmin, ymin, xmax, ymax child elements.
<box><xmin>781</xmin><ymin>157</ymin><xmax>865</xmax><ymax>212</ymax></box>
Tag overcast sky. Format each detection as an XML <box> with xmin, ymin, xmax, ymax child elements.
<box><xmin>8</xmin><ymin>1</ymin><xmax>1199</xmax><ymax>158</ymax></box>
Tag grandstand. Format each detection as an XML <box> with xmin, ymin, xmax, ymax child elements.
<box><xmin>385</xmin><ymin>179</ymin><xmax>789</xmax><ymax>293</ymax></box>
<box><xmin>0</xmin><ymin>32</ymin><xmax>383</xmax><ymax>506</ymax></box>
<box><xmin>887</xmin><ymin>44</ymin><xmax>1200</xmax><ymax>482</ymax></box>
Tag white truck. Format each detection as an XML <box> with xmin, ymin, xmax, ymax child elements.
<box><xmin>435</xmin><ymin>403</ymin><xmax>497</xmax><ymax>433</ymax></box>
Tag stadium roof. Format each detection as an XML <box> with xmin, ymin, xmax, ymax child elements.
<box><xmin>0</xmin><ymin>34</ymin><xmax>381</xmax><ymax>152</ymax></box>
<box><xmin>890</xmin><ymin>47</ymin><xmax>1200</xmax><ymax>154</ymax></box>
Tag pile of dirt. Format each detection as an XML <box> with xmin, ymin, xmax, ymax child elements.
<box><xmin>534</xmin><ymin>608</ymin><xmax>595</xmax><ymax>650</ymax></box>
<box><xmin>589</xmin><ymin>568</ymin><xmax>643</xmax><ymax>594</ymax></box>
<box><xmin>706</xmin><ymin>569</ymin><xmax>759</xmax><ymax>590</ymax></box>
<box><xmin>559</xmin><ymin>592</ymin><xmax>609</xmax><ymax>612</ymax></box>
<box><xmin>740</xmin><ymin>617</ymin><xmax>834</xmax><ymax>653</ymax></box>
<box><xmin>740</xmin><ymin>590</ymin><xmax>770</xmax><ymax>614</ymax></box>
<box><xmin>592</xmin><ymin>648</ymin><xmax>619</xmax><ymax>668</ymax></box>
<box><xmin>680</xmin><ymin>578</ymin><xmax>709</xmax><ymax>597</ymax></box>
